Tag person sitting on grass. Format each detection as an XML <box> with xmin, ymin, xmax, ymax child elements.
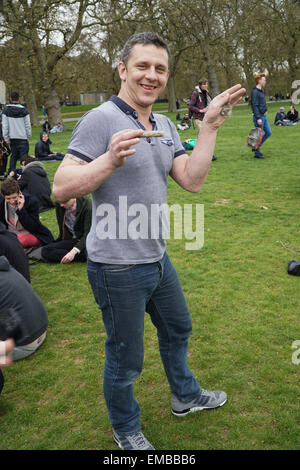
<box><xmin>177</xmin><ymin>113</ymin><xmax>191</xmax><ymax>131</ymax></box>
<box><xmin>0</xmin><ymin>255</ymin><xmax>48</xmax><ymax>363</ymax></box>
<box><xmin>0</xmin><ymin>338</ymin><xmax>15</xmax><ymax>396</ymax></box>
<box><xmin>18</xmin><ymin>156</ymin><xmax>55</xmax><ymax>213</ymax></box>
<box><xmin>0</xmin><ymin>221</ymin><xmax>30</xmax><ymax>282</ymax></box>
<box><xmin>49</xmin><ymin>120</ymin><xmax>64</xmax><ymax>134</ymax></box>
<box><xmin>274</xmin><ymin>107</ymin><xmax>292</xmax><ymax>126</ymax></box>
<box><xmin>0</xmin><ymin>178</ymin><xmax>54</xmax><ymax>249</ymax></box>
<box><xmin>41</xmin><ymin>196</ymin><xmax>92</xmax><ymax>264</ymax></box>
<box><xmin>181</xmin><ymin>138</ymin><xmax>197</xmax><ymax>150</ymax></box>
<box><xmin>35</xmin><ymin>131</ymin><xmax>64</xmax><ymax>161</ymax></box>
<box><xmin>286</xmin><ymin>105</ymin><xmax>300</xmax><ymax>124</ymax></box>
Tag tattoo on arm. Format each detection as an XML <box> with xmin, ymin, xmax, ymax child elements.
<box><xmin>62</xmin><ymin>153</ymin><xmax>87</xmax><ymax>166</ymax></box>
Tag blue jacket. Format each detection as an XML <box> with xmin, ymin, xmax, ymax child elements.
<box><xmin>274</xmin><ymin>111</ymin><xmax>287</xmax><ymax>124</ymax></box>
<box><xmin>251</xmin><ymin>86</ymin><xmax>267</xmax><ymax>119</ymax></box>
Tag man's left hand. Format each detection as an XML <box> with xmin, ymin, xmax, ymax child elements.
<box><xmin>204</xmin><ymin>84</ymin><xmax>246</xmax><ymax>130</ymax></box>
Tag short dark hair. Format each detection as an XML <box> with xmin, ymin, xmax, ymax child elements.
<box><xmin>199</xmin><ymin>78</ymin><xmax>208</xmax><ymax>86</ymax></box>
<box><xmin>1</xmin><ymin>178</ymin><xmax>20</xmax><ymax>196</ymax></box>
<box><xmin>20</xmin><ymin>155</ymin><xmax>28</xmax><ymax>164</ymax></box>
<box><xmin>24</xmin><ymin>156</ymin><xmax>37</xmax><ymax>166</ymax></box>
<box><xmin>121</xmin><ymin>32</ymin><xmax>170</xmax><ymax>66</ymax></box>
<box><xmin>10</xmin><ymin>91</ymin><xmax>19</xmax><ymax>101</ymax></box>
<box><xmin>20</xmin><ymin>155</ymin><xmax>36</xmax><ymax>166</ymax></box>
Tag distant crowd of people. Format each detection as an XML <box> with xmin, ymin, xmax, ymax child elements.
<box><xmin>0</xmin><ymin>92</ymin><xmax>65</xmax><ymax>180</ymax></box>
<box><xmin>0</xmin><ymin>91</ymin><xmax>92</xmax><ymax>396</ymax></box>
<box><xmin>179</xmin><ymin>76</ymin><xmax>299</xmax><ymax>161</ymax></box>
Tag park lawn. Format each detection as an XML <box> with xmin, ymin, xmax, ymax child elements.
<box><xmin>1</xmin><ymin>102</ymin><xmax>300</xmax><ymax>450</ymax></box>
<box><xmin>37</xmin><ymin>101</ymin><xmax>171</xmax><ymax>120</ymax></box>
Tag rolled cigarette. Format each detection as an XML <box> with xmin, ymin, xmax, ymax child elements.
<box><xmin>141</xmin><ymin>130</ymin><xmax>165</xmax><ymax>138</ymax></box>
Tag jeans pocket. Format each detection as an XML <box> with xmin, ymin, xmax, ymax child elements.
<box><xmin>103</xmin><ymin>264</ymin><xmax>136</xmax><ymax>273</ymax></box>
<box><xmin>103</xmin><ymin>264</ymin><xmax>141</xmax><ymax>290</ymax></box>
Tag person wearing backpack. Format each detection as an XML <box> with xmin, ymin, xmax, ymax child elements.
<box><xmin>189</xmin><ymin>79</ymin><xmax>217</xmax><ymax>161</ymax></box>
<box><xmin>1</xmin><ymin>92</ymin><xmax>31</xmax><ymax>174</ymax></box>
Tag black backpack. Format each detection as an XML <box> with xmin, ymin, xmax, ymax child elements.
<box><xmin>287</xmin><ymin>260</ymin><xmax>300</xmax><ymax>276</ymax></box>
<box><xmin>0</xmin><ymin>138</ymin><xmax>11</xmax><ymax>175</ymax></box>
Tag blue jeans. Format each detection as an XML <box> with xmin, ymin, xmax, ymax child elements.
<box><xmin>87</xmin><ymin>251</ymin><xmax>201</xmax><ymax>434</ymax></box>
<box><xmin>253</xmin><ymin>115</ymin><xmax>272</xmax><ymax>155</ymax></box>
<box><xmin>8</xmin><ymin>139</ymin><xmax>29</xmax><ymax>173</ymax></box>
<box><xmin>38</xmin><ymin>153</ymin><xmax>64</xmax><ymax>161</ymax></box>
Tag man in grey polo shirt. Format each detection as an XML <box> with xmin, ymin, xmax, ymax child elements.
<box><xmin>53</xmin><ymin>32</ymin><xmax>245</xmax><ymax>450</ymax></box>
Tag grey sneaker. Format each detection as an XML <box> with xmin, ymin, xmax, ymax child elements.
<box><xmin>171</xmin><ymin>389</ymin><xmax>227</xmax><ymax>417</ymax></box>
<box><xmin>113</xmin><ymin>430</ymin><xmax>155</xmax><ymax>450</ymax></box>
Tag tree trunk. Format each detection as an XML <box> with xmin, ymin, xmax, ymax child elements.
<box><xmin>14</xmin><ymin>35</ymin><xmax>39</xmax><ymax>126</ymax></box>
<box><xmin>207</xmin><ymin>62</ymin><xmax>220</xmax><ymax>98</ymax></box>
<box><xmin>167</xmin><ymin>74</ymin><xmax>177</xmax><ymax>112</ymax></box>
<box><xmin>25</xmin><ymin>89</ymin><xmax>39</xmax><ymax>127</ymax></box>
<box><xmin>22</xmin><ymin>63</ymin><xmax>39</xmax><ymax>126</ymax></box>
<box><xmin>288</xmin><ymin>48</ymin><xmax>298</xmax><ymax>86</ymax></box>
<box><xmin>30</xmin><ymin>30</ymin><xmax>63</xmax><ymax>128</ymax></box>
<box><xmin>45</xmin><ymin>87</ymin><xmax>64</xmax><ymax>129</ymax></box>
<box><xmin>203</xmin><ymin>47</ymin><xmax>220</xmax><ymax>97</ymax></box>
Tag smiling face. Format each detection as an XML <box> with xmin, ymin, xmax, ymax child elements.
<box><xmin>4</xmin><ymin>192</ymin><xmax>19</xmax><ymax>208</ymax></box>
<box><xmin>200</xmin><ymin>82</ymin><xmax>208</xmax><ymax>91</ymax></box>
<box><xmin>118</xmin><ymin>43</ymin><xmax>169</xmax><ymax>111</ymax></box>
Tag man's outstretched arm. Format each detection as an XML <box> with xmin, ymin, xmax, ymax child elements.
<box><xmin>170</xmin><ymin>84</ymin><xmax>246</xmax><ymax>193</ymax></box>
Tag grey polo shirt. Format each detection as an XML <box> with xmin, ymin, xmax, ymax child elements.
<box><xmin>67</xmin><ymin>96</ymin><xmax>186</xmax><ymax>264</ymax></box>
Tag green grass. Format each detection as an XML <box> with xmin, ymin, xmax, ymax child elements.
<box><xmin>37</xmin><ymin>101</ymin><xmax>170</xmax><ymax>120</ymax></box>
<box><xmin>1</xmin><ymin>102</ymin><xmax>300</xmax><ymax>450</ymax></box>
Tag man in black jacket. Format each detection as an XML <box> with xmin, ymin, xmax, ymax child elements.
<box><xmin>35</xmin><ymin>131</ymin><xmax>64</xmax><ymax>161</ymax></box>
<box><xmin>0</xmin><ymin>178</ymin><xmax>54</xmax><ymax>248</ymax></box>
<box><xmin>251</xmin><ymin>73</ymin><xmax>272</xmax><ymax>159</ymax></box>
<box><xmin>0</xmin><ymin>221</ymin><xmax>30</xmax><ymax>282</ymax></box>
<box><xmin>0</xmin><ymin>255</ymin><xmax>47</xmax><ymax>370</ymax></box>
<box><xmin>18</xmin><ymin>156</ymin><xmax>55</xmax><ymax>212</ymax></box>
